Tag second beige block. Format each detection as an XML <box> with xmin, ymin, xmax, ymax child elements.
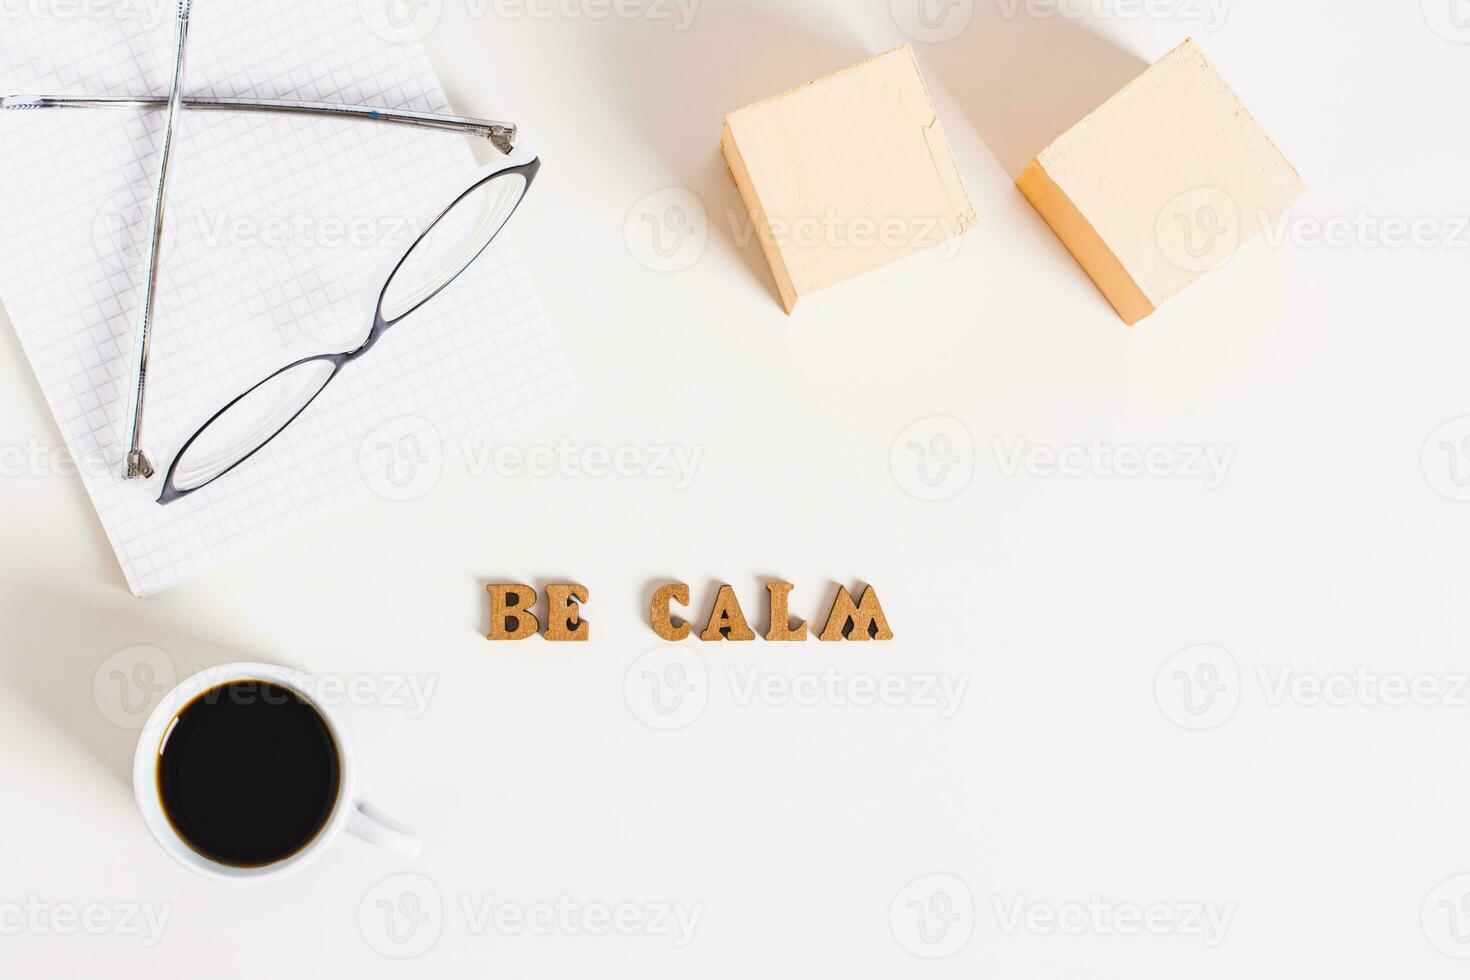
<box><xmin>1018</xmin><ymin>38</ymin><xmax>1306</xmax><ymax>325</ymax></box>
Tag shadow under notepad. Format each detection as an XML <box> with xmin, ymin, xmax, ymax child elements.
<box><xmin>921</xmin><ymin>6</ymin><xmax>1148</xmax><ymax>179</ymax></box>
<box><xmin>0</xmin><ymin>304</ymin><xmax>127</xmax><ymax>591</ymax></box>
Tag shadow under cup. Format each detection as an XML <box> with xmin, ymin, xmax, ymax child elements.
<box><xmin>154</xmin><ymin>679</ymin><xmax>342</xmax><ymax>869</ymax></box>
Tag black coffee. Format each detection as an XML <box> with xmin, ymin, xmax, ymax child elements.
<box><xmin>157</xmin><ymin>680</ymin><xmax>341</xmax><ymax>868</ymax></box>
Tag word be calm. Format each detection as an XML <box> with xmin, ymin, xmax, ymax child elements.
<box><xmin>485</xmin><ymin>582</ymin><xmax>893</xmax><ymax>642</ymax></box>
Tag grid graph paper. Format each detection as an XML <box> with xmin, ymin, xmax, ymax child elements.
<box><xmin>0</xmin><ymin>1</ymin><xmax>576</xmax><ymax>596</ymax></box>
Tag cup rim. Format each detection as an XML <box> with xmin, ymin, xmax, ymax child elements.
<box><xmin>131</xmin><ymin>662</ymin><xmax>357</xmax><ymax>883</ymax></box>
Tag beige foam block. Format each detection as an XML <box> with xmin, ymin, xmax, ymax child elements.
<box><xmin>721</xmin><ymin>45</ymin><xmax>977</xmax><ymax>314</ymax></box>
<box><xmin>1017</xmin><ymin>38</ymin><xmax>1306</xmax><ymax>326</ymax></box>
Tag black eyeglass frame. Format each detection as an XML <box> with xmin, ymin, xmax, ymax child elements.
<box><xmin>156</xmin><ymin>155</ymin><xmax>541</xmax><ymax>505</ymax></box>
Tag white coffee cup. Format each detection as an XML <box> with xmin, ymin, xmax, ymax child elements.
<box><xmin>132</xmin><ymin>662</ymin><xmax>422</xmax><ymax>882</ymax></box>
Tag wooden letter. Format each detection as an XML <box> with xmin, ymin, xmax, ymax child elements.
<box><xmin>819</xmin><ymin>585</ymin><xmax>894</xmax><ymax>641</ymax></box>
<box><xmin>487</xmin><ymin>584</ymin><xmax>539</xmax><ymax>640</ymax></box>
<box><xmin>651</xmin><ymin>583</ymin><xmax>692</xmax><ymax>641</ymax></box>
<box><xmin>764</xmin><ymin>582</ymin><xmax>807</xmax><ymax>641</ymax></box>
<box><xmin>544</xmin><ymin>583</ymin><xmax>590</xmax><ymax>642</ymax></box>
<box><xmin>700</xmin><ymin>584</ymin><xmax>756</xmax><ymax>642</ymax></box>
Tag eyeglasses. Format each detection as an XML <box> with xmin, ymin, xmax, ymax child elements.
<box><xmin>4</xmin><ymin>93</ymin><xmax>537</xmax><ymax>505</ymax></box>
<box><xmin>160</xmin><ymin>145</ymin><xmax>538</xmax><ymax>503</ymax></box>
<box><xmin>126</xmin><ymin>0</ymin><xmax>192</xmax><ymax>483</ymax></box>
<box><xmin>2</xmin><ymin>95</ymin><xmax>518</xmax><ymax>154</ymax></box>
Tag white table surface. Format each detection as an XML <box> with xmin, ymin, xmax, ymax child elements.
<box><xmin>2</xmin><ymin>0</ymin><xmax>1468</xmax><ymax>975</ymax></box>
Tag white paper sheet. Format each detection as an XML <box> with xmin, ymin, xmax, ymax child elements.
<box><xmin>0</xmin><ymin>0</ymin><xmax>576</xmax><ymax>596</ymax></box>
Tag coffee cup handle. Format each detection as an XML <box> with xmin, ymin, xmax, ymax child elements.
<box><xmin>346</xmin><ymin>800</ymin><xmax>423</xmax><ymax>858</ymax></box>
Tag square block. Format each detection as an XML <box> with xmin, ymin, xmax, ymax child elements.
<box><xmin>722</xmin><ymin>46</ymin><xmax>977</xmax><ymax>314</ymax></box>
<box><xmin>1017</xmin><ymin>38</ymin><xmax>1306</xmax><ymax>325</ymax></box>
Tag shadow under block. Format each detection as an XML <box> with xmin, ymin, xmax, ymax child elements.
<box><xmin>721</xmin><ymin>45</ymin><xmax>977</xmax><ymax>314</ymax></box>
<box><xmin>1017</xmin><ymin>38</ymin><xmax>1307</xmax><ymax>325</ymax></box>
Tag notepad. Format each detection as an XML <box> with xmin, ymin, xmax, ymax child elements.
<box><xmin>0</xmin><ymin>2</ymin><xmax>576</xmax><ymax>596</ymax></box>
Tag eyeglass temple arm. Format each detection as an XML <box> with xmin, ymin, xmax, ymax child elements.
<box><xmin>2</xmin><ymin>94</ymin><xmax>518</xmax><ymax>154</ymax></box>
